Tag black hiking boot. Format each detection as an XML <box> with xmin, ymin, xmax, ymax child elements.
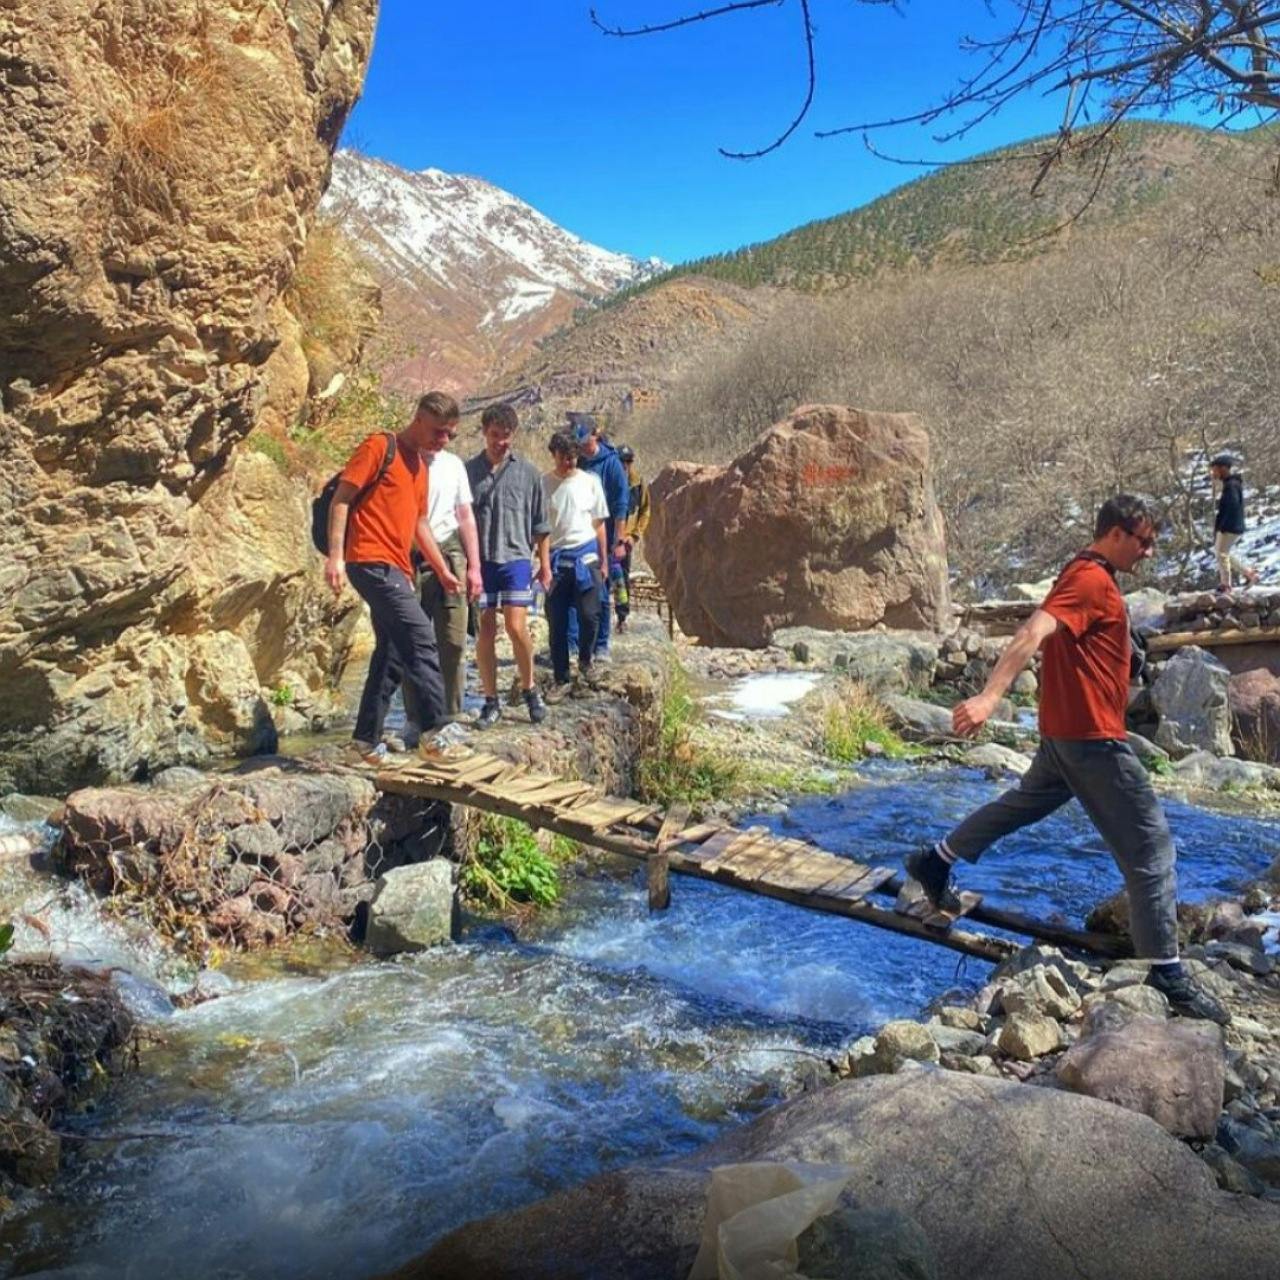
<box><xmin>476</xmin><ymin>698</ymin><xmax>502</xmax><ymax>729</ymax></box>
<box><xmin>524</xmin><ymin>687</ymin><xmax>547</xmax><ymax>725</ymax></box>
<box><xmin>1147</xmin><ymin>965</ymin><xmax>1231</xmax><ymax>1026</ymax></box>
<box><xmin>903</xmin><ymin>846</ymin><xmax>963</xmax><ymax>916</ymax></box>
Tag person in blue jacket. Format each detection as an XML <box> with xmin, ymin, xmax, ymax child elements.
<box><xmin>571</xmin><ymin>415</ymin><xmax>629</xmax><ymax>659</ymax></box>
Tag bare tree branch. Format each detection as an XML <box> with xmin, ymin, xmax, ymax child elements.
<box><xmin>589</xmin><ymin>0</ymin><xmax>783</xmax><ymax>39</ymax></box>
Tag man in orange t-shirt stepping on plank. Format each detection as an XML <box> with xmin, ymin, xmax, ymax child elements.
<box><xmin>326</xmin><ymin>391</ymin><xmax>462</xmax><ymax>763</ymax></box>
<box><xmin>906</xmin><ymin>495</ymin><xmax>1229</xmax><ymax>1025</ymax></box>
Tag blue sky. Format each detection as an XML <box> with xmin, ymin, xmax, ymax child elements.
<box><xmin>342</xmin><ymin>3</ymin><xmax>1159</xmax><ymax>264</ymax></box>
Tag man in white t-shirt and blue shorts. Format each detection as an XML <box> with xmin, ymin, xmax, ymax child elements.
<box><xmin>542</xmin><ymin>430</ymin><xmax>609</xmax><ymax>701</ymax></box>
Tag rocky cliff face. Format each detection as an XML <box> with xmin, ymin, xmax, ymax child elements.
<box><xmin>0</xmin><ymin>0</ymin><xmax>379</xmax><ymax>794</ymax></box>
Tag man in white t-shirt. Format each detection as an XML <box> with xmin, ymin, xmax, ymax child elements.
<box><xmin>542</xmin><ymin>430</ymin><xmax>608</xmax><ymax>701</ymax></box>
<box><xmin>402</xmin><ymin>418</ymin><xmax>483</xmax><ymax>731</ymax></box>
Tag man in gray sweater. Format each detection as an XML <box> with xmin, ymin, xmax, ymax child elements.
<box><xmin>465</xmin><ymin>404</ymin><xmax>551</xmax><ymax>726</ymax></box>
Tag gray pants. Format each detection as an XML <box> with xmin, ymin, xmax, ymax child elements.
<box><xmin>943</xmin><ymin>737</ymin><xmax>1179</xmax><ymax>960</ymax></box>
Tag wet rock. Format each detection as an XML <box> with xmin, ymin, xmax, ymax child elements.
<box><xmin>1206</xmin><ymin>940</ymin><xmax>1274</xmax><ymax>978</ymax></box>
<box><xmin>1056</xmin><ymin>1018</ymin><xmax>1224</xmax><ymax>1139</ymax></box>
<box><xmin>365</xmin><ymin>859</ymin><xmax>456</xmax><ymax>956</ymax></box>
<box><xmin>870</xmin><ymin>1020</ymin><xmax>940</xmax><ymax>1073</ymax></box>
<box><xmin>938</xmin><ymin>1005</ymin><xmax>984</xmax><ymax>1032</ymax></box>
<box><xmin>997</xmin><ymin>1012</ymin><xmax>1063</xmax><ymax>1060</ymax></box>
<box><xmin>1152</xmin><ymin>647</ymin><xmax>1234</xmax><ymax>758</ymax></box>
<box><xmin>926</xmin><ymin>1022</ymin><xmax>987</xmax><ymax>1057</ymax></box>
<box><xmin>1</xmin><ymin>1107</ymin><xmax>62</xmax><ymax>1185</ymax></box>
<box><xmin>798</xmin><ymin>1203</ymin><xmax>940</xmax><ymax>1280</ymax></box>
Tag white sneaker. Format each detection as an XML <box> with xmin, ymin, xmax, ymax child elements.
<box><xmin>420</xmin><ymin>721</ymin><xmax>474</xmax><ymax>762</ymax></box>
<box><xmin>348</xmin><ymin>740</ymin><xmax>388</xmax><ymax>766</ymax></box>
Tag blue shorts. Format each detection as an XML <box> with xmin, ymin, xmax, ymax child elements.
<box><xmin>479</xmin><ymin>559</ymin><xmax>534</xmax><ymax>610</ymax></box>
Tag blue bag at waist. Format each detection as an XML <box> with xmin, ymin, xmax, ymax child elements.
<box><xmin>550</xmin><ymin>539</ymin><xmax>599</xmax><ymax>592</ymax></box>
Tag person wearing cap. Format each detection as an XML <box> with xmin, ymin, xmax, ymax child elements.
<box><xmin>613</xmin><ymin>444</ymin><xmax>650</xmax><ymax>634</ymax></box>
<box><xmin>571</xmin><ymin>415</ymin><xmax>629</xmax><ymax>659</ymax></box>
<box><xmin>1210</xmin><ymin>454</ymin><xmax>1260</xmax><ymax>589</ymax></box>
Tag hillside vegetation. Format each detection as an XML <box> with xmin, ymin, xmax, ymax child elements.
<box><xmin>523</xmin><ymin>123</ymin><xmax>1280</xmax><ymax>591</ymax></box>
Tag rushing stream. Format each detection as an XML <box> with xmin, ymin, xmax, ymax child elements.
<box><xmin>3</xmin><ymin>751</ymin><xmax>1280</xmax><ymax>1277</ymax></box>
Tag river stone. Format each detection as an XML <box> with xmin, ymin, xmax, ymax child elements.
<box><xmin>797</xmin><ymin>1202</ymin><xmax>939</xmax><ymax>1280</ymax></box>
<box><xmin>229</xmin><ymin>767</ymin><xmax>376</xmax><ymax>848</ymax></box>
<box><xmin>1152</xmin><ymin>647</ymin><xmax>1234</xmax><ymax>759</ymax></box>
<box><xmin>1173</xmin><ymin>751</ymin><xmax>1280</xmax><ymax>792</ymax></box>
<box><xmin>1126</xmin><ymin>732</ymin><xmax>1170</xmax><ymax>767</ymax></box>
<box><xmin>881</xmin><ymin>695</ymin><xmax>955</xmax><ymax>741</ymax></box>
<box><xmin>996</xmin><ymin>1012</ymin><xmax>1063</xmax><ymax>1060</ymax></box>
<box><xmin>1206</xmin><ymin>940</ymin><xmax>1274</xmax><ymax>978</ymax></box>
<box><xmin>1217</xmin><ymin>1116</ymin><xmax>1280</xmax><ymax>1184</ymax></box>
<box><xmin>1056</xmin><ymin>1018</ymin><xmax>1224</xmax><ymax>1139</ymax></box>
<box><xmin>926</xmin><ymin>1022</ymin><xmax>986</xmax><ymax>1057</ymax></box>
<box><xmin>871</xmin><ymin>1020</ymin><xmax>940</xmax><ymax>1073</ymax></box>
<box><xmin>960</xmin><ymin>744</ymin><xmax>1032</xmax><ymax>778</ymax></box>
<box><xmin>365</xmin><ymin>859</ymin><xmax>456</xmax><ymax>955</ymax></box>
<box><xmin>997</xmin><ymin>963</ymin><xmax>1081</xmax><ymax>1020</ymax></box>
<box><xmin>0</xmin><ymin>793</ymin><xmax>62</xmax><ymax>824</ymax></box>
<box><xmin>1201</xmin><ymin>1143</ymin><xmax>1266</xmax><ymax>1196</ymax></box>
<box><xmin>772</xmin><ymin>629</ymin><xmax>942</xmax><ymax>693</ymax></box>
<box><xmin>400</xmin><ymin>1073</ymin><xmax>1280</xmax><ymax>1280</ymax></box>
<box><xmin>226</xmin><ymin>821</ymin><xmax>285</xmax><ymax>864</ymax></box>
<box><xmin>150</xmin><ymin>766</ymin><xmax>210</xmax><ymax>792</ymax></box>
<box><xmin>938</xmin><ymin>1006</ymin><xmax>984</xmax><ymax>1032</ymax></box>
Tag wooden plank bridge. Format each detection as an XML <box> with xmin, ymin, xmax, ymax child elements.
<box><xmin>376</xmin><ymin>752</ymin><xmax>1129</xmax><ymax>964</ymax></box>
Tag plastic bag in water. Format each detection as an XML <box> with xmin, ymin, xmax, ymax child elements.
<box><xmin>687</xmin><ymin>1161</ymin><xmax>856</xmax><ymax>1280</ymax></box>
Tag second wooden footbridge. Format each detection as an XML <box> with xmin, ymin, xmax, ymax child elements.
<box><xmin>376</xmin><ymin>752</ymin><xmax>1129</xmax><ymax>964</ymax></box>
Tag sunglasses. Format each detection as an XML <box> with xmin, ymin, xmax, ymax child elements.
<box><xmin>1125</xmin><ymin>528</ymin><xmax>1156</xmax><ymax>550</ymax></box>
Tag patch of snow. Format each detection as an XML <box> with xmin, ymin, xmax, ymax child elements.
<box><xmin>708</xmin><ymin>672</ymin><xmax>823</xmax><ymax>722</ymax></box>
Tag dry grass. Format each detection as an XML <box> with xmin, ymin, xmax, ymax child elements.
<box><xmin>286</xmin><ymin>218</ymin><xmax>377</xmax><ymax>372</ymax></box>
<box><xmin>816</xmin><ymin>679</ymin><xmax>914</xmax><ymax>763</ymax></box>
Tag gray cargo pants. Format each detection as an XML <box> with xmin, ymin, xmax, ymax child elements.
<box><xmin>943</xmin><ymin>737</ymin><xmax>1179</xmax><ymax>961</ymax></box>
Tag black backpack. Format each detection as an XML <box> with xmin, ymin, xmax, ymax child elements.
<box><xmin>311</xmin><ymin>432</ymin><xmax>397</xmax><ymax>555</ymax></box>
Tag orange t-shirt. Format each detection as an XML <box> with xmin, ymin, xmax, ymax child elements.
<box><xmin>1038</xmin><ymin>555</ymin><xmax>1130</xmax><ymax>741</ymax></box>
<box><xmin>338</xmin><ymin>433</ymin><xmax>427</xmax><ymax>578</ymax></box>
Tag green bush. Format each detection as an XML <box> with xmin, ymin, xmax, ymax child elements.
<box><xmin>0</xmin><ymin>921</ymin><xmax>13</xmax><ymax>959</ymax></box>
<box><xmin>637</xmin><ymin>667</ymin><xmax>741</xmax><ymax>808</ymax></box>
<box><xmin>460</xmin><ymin>815</ymin><xmax>565</xmax><ymax>910</ymax></box>
<box><xmin>270</xmin><ymin>683</ymin><xmax>294</xmax><ymax>708</ymax></box>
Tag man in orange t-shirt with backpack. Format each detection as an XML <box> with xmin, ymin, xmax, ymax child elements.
<box><xmin>325</xmin><ymin>391</ymin><xmax>463</xmax><ymax>763</ymax></box>
<box><xmin>906</xmin><ymin>495</ymin><xmax>1229</xmax><ymax>1025</ymax></box>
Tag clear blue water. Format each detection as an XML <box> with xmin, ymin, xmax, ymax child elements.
<box><xmin>3</xmin><ymin>763</ymin><xmax>1278</xmax><ymax>1279</ymax></box>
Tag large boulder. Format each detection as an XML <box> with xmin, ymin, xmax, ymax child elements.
<box><xmin>1055</xmin><ymin>1016</ymin><xmax>1224</xmax><ymax>1139</ymax></box>
<box><xmin>0</xmin><ymin>1</ymin><xmax>378</xmax><ymax>794</ymax></box>
<box><xmin>645</xmin><ymin>405</ymin><xmax>950</xmax><ymax>647</ymax></box>
<box><xmin>392</xmin><ymin>1072</ymin><xmax>1280</xmax><ymax>1280</ymax></box>
<box><xmin>1151</xmin><ymin>647</ymin><xmax>1234</xmax><ymax>759</ymax></box>
<box><xmin>1230</xmin><ymin>668</ymin><xmax>1280</xmax><ymax>764</ymax></box>
<box><xmin>365</xmin><ymin>859</ymin><xmax>457</xmax><ymax>955</ymax></box>
<box><xmin>772</xmin><ymin>627</ymin><xmax>941</xmax><ymax>693</ymax></box>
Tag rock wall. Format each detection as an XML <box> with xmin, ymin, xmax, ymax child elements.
<box><xmin>645</xmin><ymin>405</ymin><xmax>951</xmax><ymax>647</ymax></box>
<box><xmin>0</xmin><ymin>0</ymin><xmax>379</xmax><ymax>794</ymax></box>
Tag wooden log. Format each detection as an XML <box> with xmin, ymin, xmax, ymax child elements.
<box><xmin>649</xmin><ymin>801</ymin><xmax>689</xmax><ymax>912</ymax></box>
<box><xmin>873</xmin><ymin>875</ymin><xmax>1130</xmax><ymax>958</ymax></box>
<box><xmin>1146</xmin><ymin>625</ymin><xmax>1280</xmax><ymax>654</ymax></box>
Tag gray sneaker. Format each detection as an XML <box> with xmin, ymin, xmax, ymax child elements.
<box><xmin>347</xmin><ymin>740</ymin><xmax>388</xmax><ymax>766</ymax></box>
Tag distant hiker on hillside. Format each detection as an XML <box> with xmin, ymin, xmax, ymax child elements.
<box><xmin>572</xmin><ymin>415</ymin><xmax>628</xmax><ymax>660</ymax></box>
<box><xmin>466</xmin><ymin>404</ymin><xmax>551</xmax><ymax>727</ymax></box>
<box><xmin>400</xmin><ymin>414</ymin><xmax>484</xmax><ymax>742</ymax></box>
<box><xmin>541</xmin><ymin>431</ymin><xmax>609</xmax><ymax>702</ymax></box>
<box><xmin>324</xmin><ymin>391</ymin><xmax>461</xmax><ymax>764</ymax></box>
<box><xmin>905</xmin><ymin>495</ymin><xmax>1230</xmax><ymax>1026</ymax></box>
<box><xmin>613</xmin><ymin>443</ymin><xmax>650</xmax><ymax>635</ymax></box>
<box><xmin>1210</xmin><ymin>453</ymin><xmax>1260</xmax><ymax>590</ymax></box>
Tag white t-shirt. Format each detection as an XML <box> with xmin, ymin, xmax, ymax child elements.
<box><xmin>543</xmin><ymin>469</ymin><xmax>608</xmax><ymax>554</ymax></box>
<box><xmin>426</xmin><ymin>450</ymin><xmax>473</xmax><ymax>542</ymax></box>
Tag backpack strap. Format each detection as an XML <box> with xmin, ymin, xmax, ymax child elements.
<box><xmin>350</xmin><ymin>432</ymin><xmax>398</xmax><ymax>515</ymax></box>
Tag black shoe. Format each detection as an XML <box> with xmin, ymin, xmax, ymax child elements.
<box><xmin>524</xmin><ymin>687</ymin><xmax>547</xmax><ymax>725</ymax></box>
<box><xmin>904</xmin><ymin>846</ymin><xmax>963</xmax><ymax>915</ymax></box>
<box><xmin>477</xmin><ymin>699</ymin><xmax>502</xmax><ymax>729</ymax></box>
<box><xmin>1147</xmin><ymin>966</ymin><xmax>1231</xmax><ymax>1026</ymax></box>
